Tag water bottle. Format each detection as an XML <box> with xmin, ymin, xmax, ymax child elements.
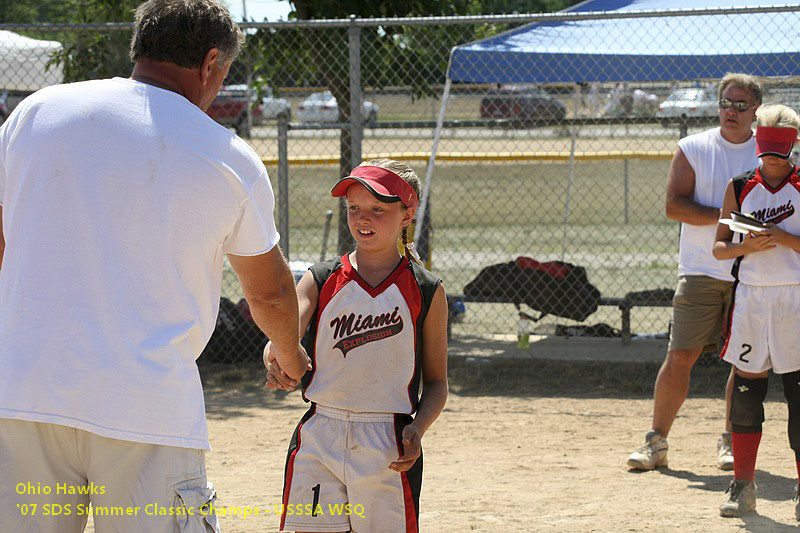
<box><xmin>516</xmin><ymin>314</ymin><xmax>530</xmax><ymax>349</ymax></box>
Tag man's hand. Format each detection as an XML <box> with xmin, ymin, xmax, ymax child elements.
<box><xmin>263</xmin><ymin>341</ymin><xmax>311</xmax><ymax>390</ymax></box>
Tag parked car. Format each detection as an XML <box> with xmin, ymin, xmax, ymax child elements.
<box><xmin>257</xmin><ymin>86</ymin><xmax>292</xmax><ymax>122</ymax></box>
<box><xmin>602</xmin><ymin>88</ymin><xmax>659</xmax><ymax>118</ymax></box>
<box><xmin>296</xmin><ymin>91</ymin><xmax>378</xmax><ymax>124</ymax></box>
<box><xmin>479</xmin><ymin>85</ymin><xmax>566</xmax><ymax>126</ymax></box>
<box><xmin>206</xmin><ymin>84</ymin><xmax>290</xmax><ymax>137</ymax></box>
<box><xmin>656</xmin><ymin>88</ymin><xmax>718</xmax><ymax>126</ymax></box>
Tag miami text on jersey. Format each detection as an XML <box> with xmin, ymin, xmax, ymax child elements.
<box><xmin>751</xmin><ymin>199</ymin><xmax>794</xmax><ymax>224</ymax></box>
<box><xmin>330</xmin><ymin>307</ymin><xmax>404</xmax><ymax>357</ymax></box>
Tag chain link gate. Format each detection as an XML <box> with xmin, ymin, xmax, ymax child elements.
<box><xmin>2</xmin><ymin>5</ymin><xmax>800</xmax><ymax>363</ymax></box>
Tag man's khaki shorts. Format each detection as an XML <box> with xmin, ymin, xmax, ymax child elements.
<box><xmin>668</xmin><ymin>275</ymin><xmax>733</xmax><ymax>353</ymax></box>
<box><xmin>0</xmin><ymin>418</ymin><xmax>220</xmax><ymax>533</ymax></box>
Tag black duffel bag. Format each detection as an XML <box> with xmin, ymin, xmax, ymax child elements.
<box><xmin>463</xmin><ymin>257</ymin><xmax>601</xmax><ymax>322</ymax></box>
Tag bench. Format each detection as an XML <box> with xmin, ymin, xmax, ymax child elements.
<box><xmin>596</xmin><ymin>296</ymin><xmax>672</xmax><ymax>344</ymax></box>
<box><xmin>448</xmin><ymin>294</ymin><xmax>673</xmax><ymax>345</ymax></box>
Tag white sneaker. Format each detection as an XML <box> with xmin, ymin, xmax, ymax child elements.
<box><xmin>627</xmin><ymin>430</ymin><xmax>668</xmax><ymax>470</ymax></box>
<box><xmin>720</xmin><ymin>479</ymin><xmax>756</xmax><ymax>517</ymax></box>
<box><xmin>717</xmin><ymin>432</ymin><xmax>734</xmax><ymax>471</ymax></box>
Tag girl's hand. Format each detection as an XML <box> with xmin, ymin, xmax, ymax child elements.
<box><xmin>263</xmin><ymin>341</ymin><xmax>310</xmax><ymax>390</ymax></box>
<box><xmin>762</xmin><ymin>223</ymin><xmax>788</xmax><ymax>247</ymax></box>
<box><xmin>389</xmin><ymin>423</ymin><xmax>422</xmax><ymax>472</ymax></box>
<box><xmin>740</xmin><ymin>230</ymin><xmax>776</xmax><ymax>254</ymax></box>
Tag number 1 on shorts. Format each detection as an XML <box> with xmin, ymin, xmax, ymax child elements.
<box><xmin>311</xmin><ymin>483</ymin><xmax>320</xmax><ymax>516</ymax></box>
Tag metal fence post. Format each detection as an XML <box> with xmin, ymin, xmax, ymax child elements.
<box><xmin>277</xmin><ymin>113</ymin><xmax>289</xmax><ymax>258</ymax></box>
<box><xmin>624</xmin><ymin>159</ymin><xmax>629</xmax><ymax>224</ymax></box>
<box><xmin>348</xmin><ymin>15</ymin><xmax>363</xmax><ymax>169</ymax></box>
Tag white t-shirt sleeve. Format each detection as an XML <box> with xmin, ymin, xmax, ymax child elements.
<box><xmin>0</xmin><ymin>121</ymin><xmax>8</xmax><ymax>206</ymax></box>
<box><xmin>224</xmin><ymin>170</ymin><xmax>280</xmax><ymax>256</ymax></box>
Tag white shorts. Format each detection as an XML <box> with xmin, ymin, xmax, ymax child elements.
<box><xmin>281</xmin><ymin>404</ymin><xmax>421</xmax><ymax>533</ymax></box>
<box><xmin>721</xmin><ymin>283</ymin><xmax>800</xmax><ymax>374</ymax></box>
<box><xmin>0</xmin><ymin>418</ymin><xmax>220</xmax><ymax>533</ymax></box>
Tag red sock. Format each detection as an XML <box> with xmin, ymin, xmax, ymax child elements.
<box><xmin>732</xmin><ymin>432</ymin><xmax>762</xmax><ymax>481</ymax></box>
<box><xmin>796</xmin><ymin>461</ymin><xmax>800</xmax><ymax>481</ymax></box>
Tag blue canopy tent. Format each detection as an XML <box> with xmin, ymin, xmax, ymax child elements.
<box><xmin>449</xmin><ymin>0</ymin><xmax>800</xmax><ymax>84</ymax></box>
<box><xmin>418</xmin><ymin>1</ymin><xmax>800</xmax><ymax>259</ymax></box>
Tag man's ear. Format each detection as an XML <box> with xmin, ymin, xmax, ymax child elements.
<box><xmin>199</xmin><ymin>48</ymin><xmax>220</xmax><ymax>85</ymax></box>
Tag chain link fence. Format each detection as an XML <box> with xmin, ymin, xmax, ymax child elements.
<box><xmin>2</xmin><ymin>6</ymin><xmax>800</xmax><ymax>363</ymax></box>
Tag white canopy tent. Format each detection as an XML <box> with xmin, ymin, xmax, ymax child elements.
<box><xmin>0</xmin><ymin>29</ymin><xmax>63</xmax><ymax>92</ymax></box>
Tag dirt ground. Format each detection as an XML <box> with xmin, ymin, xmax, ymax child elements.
<box><xmin>199</xmin><ymin>372</ymin><xmax>800</xmax><ymax>533</ymax></box>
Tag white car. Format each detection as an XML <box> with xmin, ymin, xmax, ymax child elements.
<box><xmin>656</xmin><ymin>88</ymin><xmax>718</xmax><ymax>126</ymax></box>
<box><xmin>297</xmin><ymin>91</ymin><xmax>378</xmax><ymax>123</ymax></box>
<box><xmin>257</xmin><ymin>86</ymin><xmax>292</xmax><ymax>122</ymax></box>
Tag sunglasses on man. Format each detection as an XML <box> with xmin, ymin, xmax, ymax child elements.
<box><xmin>718</xmin><ymin>98</ymin><xmax>753</xmax><ymax>112</ymax></box>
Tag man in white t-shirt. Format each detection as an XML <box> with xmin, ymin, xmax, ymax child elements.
<box><xmin>627</xmin><ymin>73</ymin><xmax>762</xmax><ymax>472</ymax></box>
<box><xmin>0</xmin><ymin>1</ymin><xmax>308</xmax><ymax>531</ymax></box>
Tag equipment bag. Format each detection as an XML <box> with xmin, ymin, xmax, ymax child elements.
<box><xmin>199</xmin><ymin>297</ymin><xmax>266</xmax><ymax>364</ymax></box>
<box><xmin>463</xmin><ymin>257</ymin><xmax>601</xmax><ymax>322</ymax></box>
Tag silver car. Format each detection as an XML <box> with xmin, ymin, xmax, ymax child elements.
<box><xmin>257</xmin><ymin>86</ymin><xmax>292</xmax><ymax>122</ymax></box>
<box><xmin>656</xmin><ymin>88</ymin><xmax>718</xmax><ymax>126</ymax></box>
<box><xmin>296</xmin><ymin>91</ymin><xmax>378</xmax><ymax>123</ymax></box>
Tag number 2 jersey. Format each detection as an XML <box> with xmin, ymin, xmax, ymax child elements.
<box><xmin>300</xmin><ymin>255</ymin><xmax>441</xmax><ymax>414</ymax></box>
<box><xmin>732</xmin><ymin>165</ymin><xmax>800</xmax><ymax>286</ymax></box>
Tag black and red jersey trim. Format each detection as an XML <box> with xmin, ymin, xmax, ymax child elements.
<box><xmin>299</xmin><ymin>255</ymin><xmax>441</xmax><ymax>413</ymax></box>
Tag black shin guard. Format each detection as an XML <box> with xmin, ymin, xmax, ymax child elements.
<box><xmin>782</xmin><ymin>371</ymin><xmax>800</xmax><ymax>461</ymax></box>
<box><xmin>730</xmin><ymin>374</ymin><xmax>769</xmax><ymax>433</ymax></box>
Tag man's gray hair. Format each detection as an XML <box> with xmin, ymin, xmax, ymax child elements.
<box><xmin>718</xmin><ymin>73</ymin><xmax>763</xmax><ymax>106</ymax></box>
<box><xmin>130</xmin><ymin>0</ymin><xmax>243</xmax><ymax>68</ymax></box>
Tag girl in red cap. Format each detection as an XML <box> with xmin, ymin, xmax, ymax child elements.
<box><xmin>713</xmin><ymin>104</ymin><xmax>800</xmax><ymax>519</ymax></box>
<box><xmin>266</xmin><ymin>158</ymin><xmax>448</xmax><ymax>532</ymax></box>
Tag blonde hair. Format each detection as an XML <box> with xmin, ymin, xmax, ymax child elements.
<box><xmin>358</xmin><ymin>158</ymin><xmax>423</xmax><ymax>264</ymax></box>
<box><xmin>718</xmin><ymin>73</ymin><xmax>763</xmax><ymax>106</ymax></box>
<box><xmin>756</xmin><ymin>104</ymin><xmax>800</xmax><ymax>130</ymax></box>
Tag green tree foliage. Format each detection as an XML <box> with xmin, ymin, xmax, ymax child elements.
<box><xmin>0</xmin><ymin>0</ymin><xmax>58</xmax><ymax>23</ymax></box>
<box><xmin>50</xmin><ymin>1</ymin><xmax>138</xmax><ymax>82</ymax></box>
<box><xmin>246</xmin><ymin>0</ymin><xmax>582</xmax><ymax>100</ymax></box>
<box><xmin>1</xmin><ymin>0</ymin><xmax>138</xmax><ymax>82</ymax></box>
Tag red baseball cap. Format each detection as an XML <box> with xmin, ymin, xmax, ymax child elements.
<box><xmin>330</xmin><ymin>165</ymin><xmax>418</xmax><ymax>209</ymax></box>
<box><xmin>755</xmin><ymin>126</ymin><xmax>798</xmax><ymax>158</ymax></box>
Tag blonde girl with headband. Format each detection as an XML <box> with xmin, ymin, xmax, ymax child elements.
<box><xmin>265</xmin><ymin>158</ymin><xmax>448</xmax><ymax>532</ymax></box>
<box><xmin>713</xmin><ymin>104</ymin><xmax>800</xmax><ymax>519</ymax></box>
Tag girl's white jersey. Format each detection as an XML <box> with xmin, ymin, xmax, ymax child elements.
<box><xmin>735</xmin><ymin>166</ymin><xmax>800</xmax><ymax>286</ymax></box>
<box><xmin>300</xmin><ymin>255</ymin><xmax>441</xmax><ymax>414</ymax></box>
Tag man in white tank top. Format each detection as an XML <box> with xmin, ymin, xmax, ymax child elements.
<box><xmin>627</xmin><ymin>74</ymin><xmax>762</xmax><ymax>472</ymax></box>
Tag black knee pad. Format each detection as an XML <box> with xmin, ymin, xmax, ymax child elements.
<box><xmin>730</xmin><ymin>374</ymin><xmax>768</xmax><ymax>433</ymax></box>
<box><xmin>782</xmin><ymin>371</ymin><xmax>800</xmax><ymax>459</ymax></box>
<box><xmin>783</xmin><ymin>371</ymin><xmax>800</xmax><ymax>403</ymax></box>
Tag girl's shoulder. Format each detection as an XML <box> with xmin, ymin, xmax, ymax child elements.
<box><xmin>408</xmin><ymin>260</ymin><xmax>441</xmax><ymax>284</ymax></box>
<box><xmin>308</xmin><ymin>257</ymin><xmax>344</xmax><ymax>289</ymax></box>
<box><xmin>407</xmin><ymin>261</ymin><xmax>443</xmax><ymax>304</ymax></box>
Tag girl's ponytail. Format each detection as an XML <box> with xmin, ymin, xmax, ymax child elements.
<box><xmin>402</xmin><ymin>226</ymin><xmax>423</xmax><ymax>265</ymax></box>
